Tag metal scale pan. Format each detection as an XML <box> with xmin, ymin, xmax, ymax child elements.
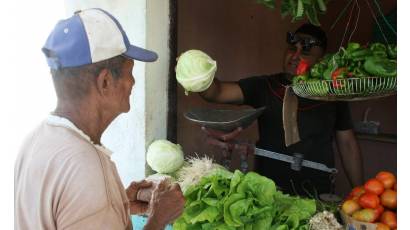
<box><xmin>184</xmin><ymin>106</ymin><xmax>266</xmax><ymax>132</ymax></box>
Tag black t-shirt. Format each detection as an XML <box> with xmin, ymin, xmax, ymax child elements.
<box><xmin>238</xmin><ymin>73</ymin><xmax>353</xmax><ymax>195</ymax></box>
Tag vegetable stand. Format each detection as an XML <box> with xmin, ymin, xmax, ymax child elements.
<box><xmin>142</xmin><ymin>97</ymin><xmax>396</xmax><ymax>229</ymax></box>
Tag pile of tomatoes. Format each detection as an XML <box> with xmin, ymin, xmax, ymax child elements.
<box><xmin>341</xmin><ymin>171</ymin><xmax>397</xmax><ymax>229</ymax></box>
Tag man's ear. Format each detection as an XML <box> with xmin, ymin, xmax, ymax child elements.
<box><xmin>95</xmin><ymin>68</ymin><xmax>112</xmax><ymax>95</ymax></box>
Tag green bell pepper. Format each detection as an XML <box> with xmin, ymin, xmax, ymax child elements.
<box><xmin>387</xmin><ymin>44</ymin><xmax>397</xmax><ymax>59</ymax></box>
<box><xmin>292</xmin><ymin>75</ymin><xmax>308</xmax><ymax>84</ymax></box>
<box><xmin>370</xmin><ymin>43</ymin><xmax>388</xmax><ymax>58</ymax></box>
<box><xmin>310</xmin><ymin>63</ymin><xmax>326</xmax><ymax>79</ymax></box>
<box><xmin>346</xmin><ymin>42</ymin><xmax>361</xmax><ymax>53</ymax></box>
<box><xmin>363</xmin><ymin>56</ymin><xmax>397</xmax><ymax>77</ymax></box>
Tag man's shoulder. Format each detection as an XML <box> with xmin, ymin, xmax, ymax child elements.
<box><xmin>240</xmin><ymin>72</ymin><xmax>289</xmax><ymax>85</ymax></box>
<box><xmin>242</xmin><ymin>72</ymin><xmax>283</xmax><ymax>80</ymax></box>
<box><xmin>17</xmin><ymin>121</ymin><xmax>101</xmax><ymax>168</ymax></box>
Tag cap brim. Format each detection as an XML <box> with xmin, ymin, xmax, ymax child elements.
<box><xmin>123</xmin><ymin>45</ymin><xmax>158</xmax><ymax>62</ymax></box>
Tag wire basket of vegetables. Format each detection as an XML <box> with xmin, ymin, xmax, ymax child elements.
<box><xmin>292</xmin><ymin>42</ymin><xmax>397</xmax><ymax>101</ymax></box>
<box><xmin>293</xmin><ymin>77</ymin><xmax>396</xmax><ymax>101</ymax></box>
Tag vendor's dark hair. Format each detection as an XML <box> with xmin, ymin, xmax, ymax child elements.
<box><xmin>295</xmin><ymin>23</ymin><xmax>327</xmax><ymax>50</ymax></box>
<box><xmin>51</xmin><ymin>55</ymin><xmax>127</xmax><ymax>100</ymax></box>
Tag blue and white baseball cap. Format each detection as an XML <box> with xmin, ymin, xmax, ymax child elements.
<box><xmin>42</xmin><ymin>8</ymin><xmax>158</xmax><ymax>69</ymax></box>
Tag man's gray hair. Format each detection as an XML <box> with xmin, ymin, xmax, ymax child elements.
<box><xmin>51</xmin><ymin>55</ymin><xmax>127</xmax><ymax>100</ymax></box>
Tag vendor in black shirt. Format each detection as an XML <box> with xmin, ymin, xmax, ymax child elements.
<box><xmin>198</xmin><ymin>24</ymin><xmax>364</xmax><ymax>196</ymax></box>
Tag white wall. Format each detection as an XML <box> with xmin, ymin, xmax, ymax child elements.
<box><xmin>145</xmin><ymin>0</ymin><xmax>170</xmax><ymax>173</ymax></box>
<box><xmin>64</xmin><ymin>0</ymin><xmax>170</xmax><ymax>185</ymax></box>
<box><xmin>1</xmin><ymin>1</ymin><xmax>66</xmax><ymax>228</ymax></box>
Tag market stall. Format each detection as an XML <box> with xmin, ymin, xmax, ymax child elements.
<box><xmin>135</xmin><ymin>0</ymin><xmax>397</xmax><ymax>229</ymax></box>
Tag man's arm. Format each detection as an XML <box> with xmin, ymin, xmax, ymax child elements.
<box><xmin>199</xmin><ymin>78</ymin><xmax>244</xmax><ymax>104</ymax></box>
<box><xmin>335</xmin><ymin>129</ymin><xmax>364</xmax><ymax>188</ymax></box>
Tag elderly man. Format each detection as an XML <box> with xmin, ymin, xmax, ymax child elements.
<box><xmin>15</xmin><ymin>8</ymin><xmax>184</xmax><ymax>230</ymax></box>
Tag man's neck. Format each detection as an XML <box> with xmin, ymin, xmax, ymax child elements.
<box><xmin>53</xmin><ymin>100</ymin><xmax>115</xmax><ymax>145</ymax></box>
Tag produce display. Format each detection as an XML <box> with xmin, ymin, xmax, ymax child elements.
<box><xmin>145</xmin><ymin>142</ymin><xmax>397</xmax><ymax>229</ymax></box>
<box><xmin>175</xmin><ymin>50</ymin><xmax>217</xmax><ymax>95</ymax></box>
<box><xmin>147</xmin><ymin>154</ymin><xmax>321</xmax><ymax>230</ymax></box>
<box><xmin>292</xmin><ymin>42</ymin><xmax>397</xmax><ymax>100</ymax></box>
<box><xmin>341</xmin><ymin>171</ymin><xmax>397</xmax><ymax>229</ymax></box>
<box><xmin>173</xmin><ymin>169</ymin><xmax>316</xmax><ymax>230</ymax></box>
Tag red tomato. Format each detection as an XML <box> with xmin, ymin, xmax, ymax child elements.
<box><xmin>381</xmin><ymin>211</ymin><xmax>397</xmax><ymax>229</ymax></box>
<box><xmin>393</xmin><ymin>182</ymin><xmax>397</xmax><ymax>191</ymax></box>
<box><xmin>364</xmin><ymin>178</ymin><xmax>385</xmax><ymax>195</ymax></box>
<box><xmin>376</xmin><ymin>171</ymin><xmax>396</xmax><ymax>189</ymax></box>
<box><xmin>375</xmin><ymin>205</ymin><xmax>385</xmax><ymax>217</ymax></box>
<box><xmin>342</xmin><ymin>199</ymin><xmax>361</xmax><ymax>215</ymax></box>
<box><xmin>359</xmin><ymin>193</ymin><xmax>380</xmax><ymax>209</ymax></box>
<box><xmin>376</xmin><ymin>222</ymin><xmax>391</xmax><ymax>230</ymax></box>
<box><xmin>352</xmin><ymin>208</ymin><xmax>379</xmax><ymax>223</ymax></box>
<box><xmin>350</xmin><ymin>186</ymin><xmax>366</xmax><ymax>198</ymax></box>
<box><xmin>381</xmin><ymin>189</ymin><xmax>397</xmax><ymax>209</ymax></box>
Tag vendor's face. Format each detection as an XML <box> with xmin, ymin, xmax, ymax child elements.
<box><xmin>283</xmin><ymin>33</ymin><xmax>324</xmax><ymax>75</ymax></box>
<box><xmin>112</xmin><ymin>58</ymin><xmax>135</xmax><ymax>113</ymax></box>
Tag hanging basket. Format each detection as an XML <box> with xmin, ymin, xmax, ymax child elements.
<box><xmin>292</xmin><ymin>76</ymin><xmax>396</xmax><ymax>101</ymax></box>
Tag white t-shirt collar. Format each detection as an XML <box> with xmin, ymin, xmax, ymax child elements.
<box><xmin>46</xmin><ymin>114</ymin><xmax>113</xmax><ymax>157</ymax></box>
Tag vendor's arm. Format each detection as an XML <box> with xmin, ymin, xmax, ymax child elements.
<box><xmin>199</xmin><ymin>78</ymin><xmax>244</xmax><ymax>104</ymax></box>
<box><xmin>334</xmin><ymin>102</ymin><xmax>364</xmax><ymax>188</ymax></box>
<box><xmin>335</xmin><ymin>129</ymin><xmax>364</xmax><ymax>187</ymax></box>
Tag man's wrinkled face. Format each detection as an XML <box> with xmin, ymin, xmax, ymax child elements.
<box><xmin>283</xmin><ymin>33</ymin><xmax>324</xmax><ymax>75</ymax></box>
<box><xmin>112</xmin><ymin>58</ymin><xmax>135</xmax><ymax>113</ymax></box>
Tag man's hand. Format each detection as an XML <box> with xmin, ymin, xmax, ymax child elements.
<box><xmin>201</xmin><ymin>126</ymin><xmax>243</xmax><ymax>150</ymax></box>
<box><xmin>126</xmin><ymin>180</ymin><xmax>153</xmax><ymax>215</ymax></box>
<box><xmin>144</xmin><ymin>181</ymin><xmax>185</xmax><ymax>230</ymax></box>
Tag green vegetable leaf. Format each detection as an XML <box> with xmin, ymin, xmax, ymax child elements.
<box><xmin>236</xmin><ymin>172</ymin><xmax>276</xmax><ymax>206</ymax></box>
<box><xmin>316</xmin><ymin>0</ymin><xmax>327</xmax><ymax>12</ymax></box>
<box><xmin>257</xmin><ymin>0</ymin><xmax>276</xmax><ymax>9</ymax></box>
<box><xmin>190</xmin><ymin>206</ymin><xmax>220</xmax><ymax>224</ymax></box>
<box><xmin>224</xmin><ymin>193</ymin><xmax>246</xmax><ymax>227</ymax></box>
<box><xmin>295</xmin><ymin>0</ymin><xmax>304</xmax><ymax>18</ymax></box>
<box><xmin>305</xmin><ymin>4</ymin><xmax>320</xmax><ymax>26</ymax></box>
<box><xmin>280</xmin><ymin>0</ymin><xmax>292</xmax><ymax>17</ymax></box>
<box><xmin>229</xmin><ymin>170</ymin><xmax>244</xmax><ymax>195</ymax></box>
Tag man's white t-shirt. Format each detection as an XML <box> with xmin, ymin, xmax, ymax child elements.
<box><xmin>15</xmin><ymin>115</ymin><xmax>132</xmax><ymax>230</ymax></box>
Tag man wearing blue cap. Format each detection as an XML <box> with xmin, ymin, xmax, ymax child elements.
<box><xmin>15</xmin><ymin>8</ymin><xmax>184</xmax><ymax>230</ymax></box>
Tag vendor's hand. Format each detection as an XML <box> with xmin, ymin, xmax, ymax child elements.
<box><xmin>146</xmin><ymin>181</ymin><xmax>185</xmax><ymax>228</ymax></box>
<box><xmin>201</xmin><ymin>126</ymin><xmax>243</xmax><ymax>141</ymax></box>
<box><xmin>126</xmin><ymin>180</ymin><xmax>153</xmax><ymax>215</ymax></box>
<box><xmin>201</xmin><ymin>126</ymin><xmax>242</xmax><ymax>150</ymax></box>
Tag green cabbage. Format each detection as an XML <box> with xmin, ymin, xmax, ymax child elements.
<box><xmin>175</xmin><ymin>50</ymin><xmax>217</xmax><ymax>95</ymax></box>
<box><xmin>146</xmin><ymin>140</ymin><xmax>184</xmax><ymax>174</ymax></box>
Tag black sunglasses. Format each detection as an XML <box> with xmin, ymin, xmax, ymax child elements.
<box><xmin>286</xmin><ymin>32</ymin><xmax>322</xmax><ymax>52</ymax></box>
